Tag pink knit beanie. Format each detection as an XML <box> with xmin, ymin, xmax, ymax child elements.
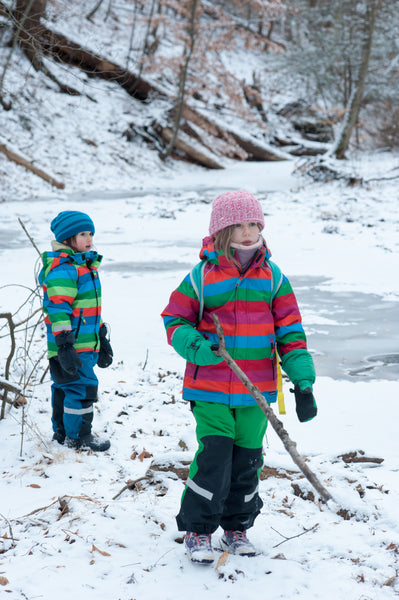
<box><xmin>209</xmin><ymin>190</ymin><xmax>265</xmax><ymax>236</ymax></box>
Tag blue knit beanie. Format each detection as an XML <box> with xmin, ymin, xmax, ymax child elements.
<box><xmin>51</xmin><ymin>211</ymin><xmax>95</xmax><ymax>242</ymax></box>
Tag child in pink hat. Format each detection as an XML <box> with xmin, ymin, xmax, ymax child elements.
<box><xmin>162</xmin><ymin>190</ymin><xmax>316</xmax><ymax>564</ymax></box>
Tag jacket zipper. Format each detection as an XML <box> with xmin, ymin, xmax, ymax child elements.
<box><xmin>270</xmin><ymin>336</ymin><xmax>276</xmax><ymax>382</ymax></box>
<box><xmin>74</xmin><ymin>308</ymin><xmax>84</xmax><ymax>341</ymax></box>
<box><xmin>90</xmin><ymin>268</ymin><xmax>100</xmax><ymax>350</ymax></box>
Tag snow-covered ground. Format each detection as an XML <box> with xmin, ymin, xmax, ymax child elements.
<box><xmin>1</xmin><ymin>159</ymin><xmax>399</xmax><ymax>599</ymax></box>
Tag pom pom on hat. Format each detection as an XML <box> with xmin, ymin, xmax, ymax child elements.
<box><xmin>209</xmin><ymin>190</ymin><xmax>264</xmax><ymax>236</ymax></box>
<box><xmin>51</xmin><ymin>211</ymin><xmax>95</xmax><ymax>242</ymax></box>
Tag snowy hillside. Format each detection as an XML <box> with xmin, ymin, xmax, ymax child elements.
<box><xmin>1</xmin><ymin>159</ymin><xmax>399</xmax><ymax>599</ymax></box>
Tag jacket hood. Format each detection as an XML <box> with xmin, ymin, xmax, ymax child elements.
<box><xmin>200</xmin><ymin>235</ymin><xmax>272</xmax><ymax>265</ymax></box>
<box><xmin>40</xmin><ymin>247</ymin><xmax>102</xmax><ymax>281</ymax></box>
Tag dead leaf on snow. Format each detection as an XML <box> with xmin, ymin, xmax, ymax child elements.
<box><xmin>0</xmin><ymin>576</ymin><xmax>9</xmax><ymax>586</ymax></box>
<box><xmin>216</xmin><ymin>550</ymin><xmax>228</xmax><ymax>571</ymax></box>
<box><xmin>27</xmin><ymin>484</ymin><xmax>41</xmax><ymax>488</ymax></box>
<box><xmin>91</xmin><ymin>544</ymin><xmax>111</xmax><ymax>557</ymax></box>
<box><xmin>138</xmin><ymin>449</ymin><xmax>153</xmax><ymax>462</ymax></box>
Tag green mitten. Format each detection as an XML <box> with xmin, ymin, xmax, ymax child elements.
<box><xmin>172</xmin><ymin>325</ymin><xmax>223</xmax><ymax>365</ymax></box>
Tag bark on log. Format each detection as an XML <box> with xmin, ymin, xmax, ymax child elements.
<box><xmin>181</xmin><ymin>106</ymin><xmax>288</xmax><ymax>162</ymax></box>
<box><xmin>0</xmin><ymin>381</ymin><xmax>26</xmax><ymax>407</ymax></box>
<box><xmin>39</xmin><ymin>28</ymin><xmax>163</xmax><ymax>102</ymax></box>
<box><xmin>157</xmin><ymin>125</ymin><xmax>224</xmax><ymax>169</ymax></box>
<box><xmin>227</xmin><ymin>130</ymin><xmax>288</xmax><ymax>161</ymax></box>
<box><xmin>0</xmin><ymin>143</ymin><xmax>65</xmax><ymax>189</ymax></box>
<box><xmin>211</xmin><ymin>313</ymin><xmax>335</xmax><ymax>506</ymax></box>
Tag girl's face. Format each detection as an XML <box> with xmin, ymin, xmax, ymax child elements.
<box><xmin>231</xmin><ymin>222</ymin><xmax>260</xmax><ymax>246</ymax></box>
<box><xmin>71</xmin><ymin>231</ymin><xmax>93</xmax><ymax>252</ymax></box>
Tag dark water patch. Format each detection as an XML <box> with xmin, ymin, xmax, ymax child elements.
<box><xmin>367</xmin><ymin>353</ymin><xmax>399</xmax><ymax>364</ymax></box>
<box><xmin>291</xmin><ymin>276</ymin><xmax>399</xmax><ymax>381</ymax></box>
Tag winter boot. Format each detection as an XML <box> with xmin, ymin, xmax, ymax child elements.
<box><xmin>65</xmin><ymin>434</ymin><xmax>110</xmax><ymax>452</ymax></box>
<box><xmin>185</xmin><ymin>532</ymin><xmax>214</xmax><ymax>565</ymax></box>
<box><xmin>220</xmin><ymin>530</ymin><xmax>257</xmax><ymax>556</ymax></box>
<box><xmin>52</xmin><ymin>431</ymin><xmax>65</xmax><ymax>445</ymax></box>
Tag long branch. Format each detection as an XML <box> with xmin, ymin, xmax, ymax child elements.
<box><xmin>211</xmin><ymin>313</ymin><xmax>335</xmax><ymax>506</ymax></box>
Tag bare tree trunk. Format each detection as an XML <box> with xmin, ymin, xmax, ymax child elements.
<box><xmin>333</xmin><ymin>0</ymin><xmax>378</xmax><ymax>159</ymax></box>
<box><xmin>15</xmin><ymin>0</ymin><xmax>47</xmax><ymax>70</ymax></box>
<box><xmin>126</xmin><ymin>0</ymin><xmax>140</xmax><ymax>69</ymax></box>
<box><xmin>161</xmin><ymin>0</ymin><xmax>199</xmax><ymax>160</ymax></box>
<box><xmin>86</xmin><ymin>0</ymin><xmax>106</xmax><ymax>21</ymax></box>
<box><xmin>136</xmin><ymin>0</ymin><xmax>157</xmax><ymax>81</ymax></box>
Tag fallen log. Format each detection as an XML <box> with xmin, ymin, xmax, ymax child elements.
<box><xmin>227</xmin><ymin>129</ymin><xmax>289</xmax><ymax>161</ymax></box>
<box><xmin>0</xmin><ymin>379</ymin><xmax>27</xmax><ymax>407</ymax></box>
<box><xmin>157</xmin><ymin>125</ymin><xmax>224</xmax><ymax>169</ymax></box>
<box><xmin>0</xmin><ymin>143</ymin><xmax>65</xmax><ymax>189</ymax></box>
<box><xmin>182</xmin><ymin>106</ymin><xmax>288</xmax><ymax>162</ymax></box>
<box><xmin>39</xmin><ymin>28</ymin><xmax>163</xmax><ymax>102</ymax></box>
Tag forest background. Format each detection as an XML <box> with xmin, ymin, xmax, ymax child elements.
<box><xmin>1</xmin><ymin>0</ymin><xmax>399</xmax><ymax>197</ymax></box>
<box><xmin>1</xmin><ymin>2</ymin><xmax>399</xmax><ymax>600</ymax></box>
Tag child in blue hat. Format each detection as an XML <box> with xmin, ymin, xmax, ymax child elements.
<box><xmin>39</xmin><ymin>211</ymin><xmax>113</xmax><ymax>452</ymax></box>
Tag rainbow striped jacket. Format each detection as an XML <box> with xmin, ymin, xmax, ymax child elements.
<box><xmin>161</xmin><ymin>236</ymin><xmax>315</xmax><ymax>407</ymax></box>
<box><xmin>39</xmin><ymin>248</ymin><xmax>102</xmax><ymax>358</ymax></box>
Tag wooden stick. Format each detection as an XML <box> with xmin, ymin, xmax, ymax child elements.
<box><xmin>211</xmin><ymin>313</ymin><xmax>335</xmax><ymax>505</ymax></box>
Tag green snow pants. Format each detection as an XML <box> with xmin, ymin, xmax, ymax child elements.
<box><xmin>176</xmin><ymin>401</ymin><xmax>268</xmax><ymax>534</ymax></box>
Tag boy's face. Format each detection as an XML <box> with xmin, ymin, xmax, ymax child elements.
<box><xmin>70</xmin><ymin>231</ymin><xmax>93</xmax><ymax>252</ymax></box>
<box><xmin>231</xmin><ymin>222</ymin><xmax>260</xmax><ymax>246</ymax></box>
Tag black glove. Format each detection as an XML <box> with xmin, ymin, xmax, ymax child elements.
<box><xmin>290</xmin><ymin>385</ymin><xmax>317</xmax><ymax>423</ymax></box>
<box><xmin>55</xmin><ymin>331</ymin><xmax>82</xmax><ymax>376</ymax></box>
<box><xmin>97</xmin><ymin>324</ymin><xmax>113</xmax><ymax>368</ymax></box>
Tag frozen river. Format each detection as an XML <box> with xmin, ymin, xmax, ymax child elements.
<box><xmin>292</xmin><ymin>275</ymin><xmax>399</xmax><ymax>381</ymax></box>
<box><xmin>1</xmin><ymin>161</ymin><xmax>398</xmax><ymax>383</ymax></box>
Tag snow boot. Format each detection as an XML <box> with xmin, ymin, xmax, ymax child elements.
<box><xmin>185</xmin><ymin>532</ymin><xmax>214</xmax><ymax>565</ymax></box>
<box><xmin>52</xmin><ymin>431</ymin><xmax>65</xmax><ymax>445</ymax></box>
<box><xmin>220</xmin><ymin>530</ymin><xmax>257</xmax><ymax>556</ymax></box>
<box><xmin>65</xmin><ymin>434</ymin><xmax>110</xmax><ymax>452</ymax></box>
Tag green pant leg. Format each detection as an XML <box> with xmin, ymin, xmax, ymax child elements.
<box><xmin>234</xmin><ymin>405</ymin><xmax>268</xmax><ymax>448</ymax></box>
<box><xmin>176</xmin><ymin>402</ymin><xmax>236</xmax><ymax>533</ymax></box>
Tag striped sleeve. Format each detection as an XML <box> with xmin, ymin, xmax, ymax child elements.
<box><xmin>161</xmin><ymin>274</ymin><xmax>200</xmax><ymax>345</ymax></box>
<box><xmin>43</xmin><ymin>263</ymin><xmax>78</xmax><ymax>334</ymax></box>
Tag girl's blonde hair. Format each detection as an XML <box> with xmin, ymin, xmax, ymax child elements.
<box><xmin>213</xmin><ymin>223</ymin><xmax>262</xmax><ymax>268</ymax></box>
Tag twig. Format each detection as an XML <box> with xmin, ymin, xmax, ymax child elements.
<box><xmin>271</xmin><ymin>523</ymin><xmax>319</xmax><ymax>548</ymax></box>
<box><xmin>0</xmin><ymin>312</ymin><xmax>16</xmax><ymax>418</ymax></box>
<box><xmin>18</xmin><ymin>494</ymin><xmax>99</xmax><ymax>518</ymax></box>
<box><xmin>142</xmin><ymin>348</ymin><xmax>149</xmax><ymax>371</ymax></box>
<box><xmin>0</xmin><ymin>512</ymin><xmax>17</xmax><ymax>549</ymax></box>
<box><xmin>211</xmin><ymin>313</ymin><xmax>335</xmax><ymax>506</ymax></box>
<box><xmin>365</xmin><ymin>174</ymin><xmax>399</xmax><ymax>183</ymax></box>
<box><xmin>112</xmin><ymin>475</ymin><xmax>152</xmax><ymax>500</ymax></box>
<box><xmin>18</xmin><ymin>218</ymin><xmax>41</xmax><ymax>256</ymax></box>
<box><xmin>56</xmin><ymin>497</ymin><xmax>71</xmax><ymax>521</ymax></box>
